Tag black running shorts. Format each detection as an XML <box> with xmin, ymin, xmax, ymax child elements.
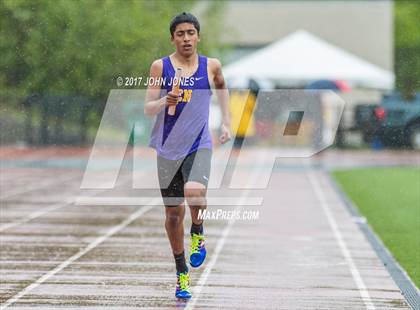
<box><xmin>157</xmin><ymin>148</ymin><xmax>212</xmax><ymax>207</ymax></box>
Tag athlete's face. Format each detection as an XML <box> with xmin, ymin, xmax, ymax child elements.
<box><xmin>171</xmin><ymin>23</ymin><xmax>200</xmax><ymax>57</ymax></box>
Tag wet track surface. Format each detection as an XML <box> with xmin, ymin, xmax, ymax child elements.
<box><xmin>0</xmin><ymin>147</ymin><xmax>417</xmax><ymax>309</ymax></box>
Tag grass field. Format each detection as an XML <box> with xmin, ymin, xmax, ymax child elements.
<box><xmin>332</xmin><ymin>167</ymin><xmax>420</xmax><ymax>288</ymax></box>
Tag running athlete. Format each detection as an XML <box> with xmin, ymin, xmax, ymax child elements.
<box><xmin>144</xmin><ymin>12</ymin><xmax>231</xmax><ymax>299</ymax></box>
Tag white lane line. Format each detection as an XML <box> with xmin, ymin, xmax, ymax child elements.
<box><xmin>0</xmin><ymin>173</ymin><xmax>80</xmax><ymax>200</ymax></box>
<box><xmin>186</xmin><ymin>151</ymin><xmax>266</xmax><ymax>310</ymax></box>
<box><xmin>0</xmin><ymin>197</ymin><xmax>161</xmax><ymax>310</ymax></box>
<box><xmin>0</xmin><ymin>260</ymin><xmax>174</xmax><ymax>267</ymax></box>
<box><xmin>306</xmin><ymin>170</ymin><xmax>375</xmax><ymax>310</ymax></box>
<box><xmin>0</xmin><ymin>178</ymin><xmax>133</xmax><ymax>232</ymax></box>
<box><xmin>0</xmin><ymin>201</ymin><xmax>73</xmax><ymax>232</ymax></box>
<box><xmin>76</xmin><ymin>196</ymin><xmax>263</xmax><ymax>206</ymax></box>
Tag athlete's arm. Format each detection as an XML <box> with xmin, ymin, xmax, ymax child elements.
<box><xmin>209</xmin><ymin>58</ymin><xmax>231</xmax><ymax>144</ymax></box>
<box><xmin>144</xmin><ymin>59</ymin><xmax>178</xmax><ymax>117</ymax></box>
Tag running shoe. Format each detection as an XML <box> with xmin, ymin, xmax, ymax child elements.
<box><xmin>189</xmin><ymin>233</ymin><xmax>206</xmax><ymax>268</ymax></box>
<box><xmin>175</xmin><ymin>270</ymin><xmax>192</xmax><ymax>299</ymax></box>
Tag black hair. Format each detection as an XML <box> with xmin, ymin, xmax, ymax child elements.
<box><xmin>169</xmin><ymin>12</ymin><xmax>200</xmax><ymax>37</ymax></box>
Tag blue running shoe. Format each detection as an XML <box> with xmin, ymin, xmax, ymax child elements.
<box><xmin>175</xmin><ymin>271</ymin><xmax>191</xmax><ymax>299</ymax></box>
<box><xmin>189</xmin><ymin>233</ymin><xmax>206</xmax><ymax>268</ymax></box>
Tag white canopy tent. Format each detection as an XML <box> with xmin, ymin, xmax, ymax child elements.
<box><xmin>223</xmin><ymin>30</ymin><xmax>394</xmax><ymax>90</ymax></box>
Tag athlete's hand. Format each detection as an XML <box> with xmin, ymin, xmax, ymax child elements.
<box><xmin>219</xmin><ymin>123</ymin><xmax>231</xmax><ymax>144</ymax></box>
<box><xmin>166</xmin><ymin>91</ymin><xmax>180</xmax><ymax>107</ymax></box>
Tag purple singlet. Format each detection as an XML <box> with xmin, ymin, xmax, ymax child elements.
<box><xmin>148</xmin><ymin>55</ymin><xmax>213</xmax><ymax>160</ymax></box>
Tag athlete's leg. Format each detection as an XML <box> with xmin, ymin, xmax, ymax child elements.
<box><xmin>158</xmin><ymin>155</ymin><xmax>191</xmax><ymax>299</ymax></box>
<box><xmin>184</xmin><ymin>181</ymin><xmax>207</xmax><ymax>268</ymax></box>
<box><xmin>182</xmin><ymin>148</ymin><xmax>211</xmax><ymax>223</ymax></box>
<box><xmin>158</xmin><ymin>159</ymin><xmax>186</xmax><ymax>254</ymax></box>
<box><xmin>157</xmin><ymin>154</ymin><xmax>186</xmax><ymax>255</ymax></box>
<box><xmin>164</xmin><ymin>202</ymin><xmax>191</xmax><ymax>299</ymax></box>
<box><xmin>165</xmin><ymin>203</ymin><xmax>186</xmax><ymax>255</ymax></box>
<box><xmin>182</xmin><ymin>149</ymin><xmax>211</xmax><ymax>268</ymax></box>
<box><xmin>184</xmin><ymin>181</ymin><xmax>207</xmax><ymax>225</ymax></box>
<box><xmin>165</xmin><ymin>204</ymin><xmax>191</xmax><ymax>299</ymax></box>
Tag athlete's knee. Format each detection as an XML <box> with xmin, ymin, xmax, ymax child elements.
<box><xmin>184</xmin><ymin>182</ymin><xmax>206</xmax><ymax>206</ymax></box>
<box><xmin>184</xmin><ymin>181</ymin><xmax>206</xmax><ymax>197</ymax></box>
<box><xmin>165</xmin><ymin>205</ymin><xmax>184</xmax><ymax>225</ymax></box>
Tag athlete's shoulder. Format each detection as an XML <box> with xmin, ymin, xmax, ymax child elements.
<box><xmin>207</xmin><ymin>57</ymin><xmax>222</xmax><ymax>73</ymax></box>
<box><xmin>207</xmin><ymin>57</ymin><xmax>222</xmax><ymax>67</ymax></box>
<box><xmin>150</xmin><ymin>58</ymin><xmax>163</xmax><ymax>70</ymax></box>
<box><xmin>149</xmin><ymin>58</ymin><xmax>164</xmax><ymax>78</ymax></box>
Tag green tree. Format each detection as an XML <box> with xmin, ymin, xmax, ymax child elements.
<box><xmin>0</xmin><ymin>0</ymin><xmax>225</xmax><ymax>144</ymax></box>
<box><xmin>0</xmin><ymin>0</ymin><xmax>226</xmax><ymax>104</ymax></box>
<box><xmin>394</xmin><ymin>0</ymin><xmax>420</xmax><ymax>99</ymax></box>
<box><xmin>0</xmin><ymin>0</ymin><xmax>201</xmax><ymax>102</ymax></box>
